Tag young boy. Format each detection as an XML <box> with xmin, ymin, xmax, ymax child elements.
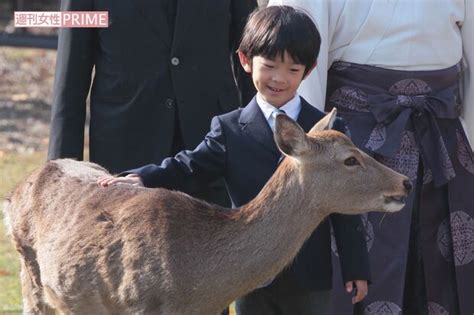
<box><xmin>98</xmin><ymin>6</ymin><xmax>369</xmax><ymax>315</ymax></box>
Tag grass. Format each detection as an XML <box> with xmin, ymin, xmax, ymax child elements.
<box><xmin>0</xmin><ymin>151</ymin><xmax>45</xmax><ymax>313</ymax></box>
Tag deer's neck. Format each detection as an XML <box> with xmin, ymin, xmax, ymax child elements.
<box><xmin>228</xmin><ymin>159</ymin><xmax>328</xmax><ymax>290</ymax></box>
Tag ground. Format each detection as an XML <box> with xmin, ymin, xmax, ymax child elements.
<box><xmin>0</xmin><ymin>47</ymin><xmax>55</xmax><ymax>154</ymax></box>
<box><xmin>0</xmin><ymin>46</ymin><xmax>55</xmax><ymax>313</ymax></box>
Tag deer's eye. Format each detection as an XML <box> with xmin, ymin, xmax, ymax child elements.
<box><xmin>344</xmin><ymin>157</ymin><xmax>359</xmax><ymax>166</ymax></box>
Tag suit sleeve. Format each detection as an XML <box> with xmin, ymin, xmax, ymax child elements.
<box><xmin>47</xmin><ymin>0</ymin><xmax>94</xmax><ymax>161</ymax></box>
<box><xmin>230</xmin><ymin>0</ymin><xmax>257</xmax><ymax>105</ymax></box>
<box><xmin>125</xmin><ymin>116</ymin><xmax>227</xmax><ymax>194</ymax></box>
<box><xmin>330</xmin><ymin>117</ymin><xmax>371</xmax><ymax>284</ymax></box>
<box><xmin>330</xmin><ymin>214</ymin><xmax>370</xmax><ymax>284</ymax></box>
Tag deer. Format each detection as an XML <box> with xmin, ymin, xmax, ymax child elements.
<box><xmin>3</xmin><ymin>109</ymin><xmax>411</xmax><ymax>315</ymax></box>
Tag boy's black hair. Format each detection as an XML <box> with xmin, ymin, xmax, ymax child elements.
<box><xmin>238</xmin><ymin>5</ymin><xmax>321</xmax><ymax>75</ymax></box>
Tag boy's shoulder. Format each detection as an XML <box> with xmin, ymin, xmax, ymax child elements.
<box><xmin>215</xmin><ymin>107</ymin><xmax>244</xmax><ymax>124</ymax></box>
<box><xmin>300</xmin><ymin>97</ymin><xmax>325</xmax><ymax>120</ymax></box>
<box><xmin>300</xmin><ymin>97</ymin><xmax>346</xmax><ymax>132</ymax></box>
<box><xmin>215</xmin><ymin>96</ymin><xmax>257</xmax><ymax>125</ymax></box>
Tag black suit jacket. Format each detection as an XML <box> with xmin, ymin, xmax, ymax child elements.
<box><xmin>128</xmin><ymin>97</ymin><xmax>370</xmax><ymax>292</ymax></box>
<box><xmin>48</xmin><ymin>0</ymin><xmax>257</xmax><ymax>173</ymax></box>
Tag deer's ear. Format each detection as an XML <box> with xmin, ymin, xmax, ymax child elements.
<box><xmin>309</xmin><ymin>108</ymin><xmax>337</xmax><ymax>134</ymax></box>
<box><xmin>274</xmin><ymin>115</ymin><xmax>310</xmax><ymax>157</ymax></box>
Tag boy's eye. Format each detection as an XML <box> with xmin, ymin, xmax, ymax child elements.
<box><xmin>264</xmin><ymin>64</ymin><xmax>274</xmax><ymax>69</ymax></box>
<box><xmin>290</xmin><ymin>68</ymin><xmax>301</xmax><ymax>72</ymax></box>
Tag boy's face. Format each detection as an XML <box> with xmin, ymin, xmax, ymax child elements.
<box><xmin>239</xmin><ymin>51</ymin><xmax>313</xmax><ymax>108</ymax></box>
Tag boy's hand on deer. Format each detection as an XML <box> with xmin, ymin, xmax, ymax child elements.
<box><xmin>346</xmin><ymin>280</ymin><xmax>368</xmax><ymax>304</ymax></box>
<box><xmin>97</xmin><ymin>174</ymin><xmax>144</xmax><ymax>187</ymax></box>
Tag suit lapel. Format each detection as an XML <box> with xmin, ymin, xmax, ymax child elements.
<box><xmin>129</xmin><ymin>0</ymin><xmax>172</xmax><ymax>48</ymax></box>
<box><xmin>172</xmin><ymin>0</ymin><xmax>206</xmax><ymax>50</ymax></box>
<box><xmin>239</xmin><ymin>97</ymin><xmax>322</xmax><ymax>160</ymax></box>
<box><xmin>239</xmin><ymin>97</ymin><xmax>280</xmax><ymax>157</ymax></box>
<box><xmin>297</xmin><ymin>98</ymin><xmax>320</xmax><ymax>132</ymax></box>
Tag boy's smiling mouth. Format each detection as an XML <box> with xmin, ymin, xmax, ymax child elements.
<box><xmin>268</xmin><ymin>86</ymin><xmax>284</xmax><ymax>92</ymax></box>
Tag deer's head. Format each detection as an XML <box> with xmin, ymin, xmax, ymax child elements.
<box><xmin>274</xmin><ymin>108</ymin><xmax>411</xmax><ymax>216</ymax></box>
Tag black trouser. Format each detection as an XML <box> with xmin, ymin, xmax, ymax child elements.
<box><xmin>235</xmin><ymin>287</ymin><xmax>331</xmax><ymax>315</ymax></box>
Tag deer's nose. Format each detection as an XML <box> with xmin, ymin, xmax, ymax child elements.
<box><xmin>403</xmin><ymin>179</ymin><xmax>412</xmax><ymax>194</ymax></box>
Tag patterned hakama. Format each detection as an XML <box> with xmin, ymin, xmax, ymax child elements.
<box><xmin>326</xmin><ymin>62</ymin><xmax>474</xmax><ymax>315</ymax></box>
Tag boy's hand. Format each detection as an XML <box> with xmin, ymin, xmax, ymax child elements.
<box><xmin>97</xmin><ymin>174</ymin><xmax>144</xmax><ymax>187</ymax></box>
<box><xmin>345</xmin><ymin>280</ymin><xmax>368</xmax><ymax>304</ymax></box>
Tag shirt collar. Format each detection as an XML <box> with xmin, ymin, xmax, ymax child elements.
<box><xmin>256</xmin><ymin>93</ymin><xmax>301</xmax><ymax>124</ymax></box>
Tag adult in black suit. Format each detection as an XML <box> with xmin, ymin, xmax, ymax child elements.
<box><xmin>48</xmin><ymin>0</ymin><xmax>257</xmax><ymax>174</ymax></box>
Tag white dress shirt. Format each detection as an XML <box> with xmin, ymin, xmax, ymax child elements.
<box><xmin>256</xmin><ymin>93</ymin><xmax>301</xmax><ymax>129</ymax></box>
<box><xmin>268</xmin><ymin>0</ymin><xmax>473</xmax><ymax>148</ymax></box>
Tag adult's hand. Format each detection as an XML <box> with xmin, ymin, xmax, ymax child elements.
<box><xmin>345</xmin><ymin>280</ymin><xmax>368</xmax><ymax>304</ymax></box>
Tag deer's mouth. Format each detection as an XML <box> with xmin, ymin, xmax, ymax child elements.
<box><xmin>386</xmin><ymin>195</ymin><xmax>406</xmax><ymax>202</ymax></box>
<box><xmin>385</xmin><ymin>195</ymin><xmax>407</xmax><ymax>212</ymax></box>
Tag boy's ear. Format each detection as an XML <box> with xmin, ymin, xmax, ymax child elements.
<box><xmin>302</xmin><ymin>62</ymin><xmax>317</xmax><ymax>80</ymax></box>
<box><xmin>238</xmin><ymin>51</ymin><xmax>252</xmax><ymax>73</ymax></box>
<box><xmin>274</xmin><ymin>114</ymin><xmax>311</xmax><ymax>158</ymax></box>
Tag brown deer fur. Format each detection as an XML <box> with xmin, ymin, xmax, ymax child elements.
<box><xmin>3</xmin><ymin>110</ymin><xmax>410</xmax><ymax>315</ymax></box>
